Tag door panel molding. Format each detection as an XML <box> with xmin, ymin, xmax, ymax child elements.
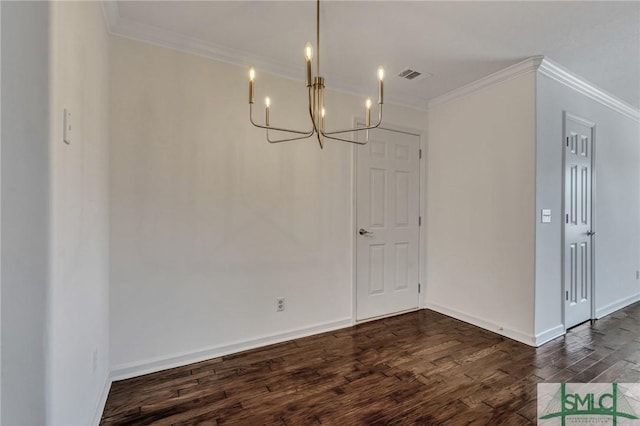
<box><xmin>352</xmin><ymin>121</ymin><xmax>423</xmax><ymax>322</ymax></box>
<box><xmin>562</xmin><ymin>111</ymin><xmax>596</xmax><ymax>329</ymax></box>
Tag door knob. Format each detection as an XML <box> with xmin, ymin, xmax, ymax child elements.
<box><xmin>587</xmin><ymin>230</ymin><xmax>596</xmax><ymax>236</ymax></box>
<box><xmin>359</xmin><ymin>228</ymin><xmax>373</xmax><ymax>236</ymax></box>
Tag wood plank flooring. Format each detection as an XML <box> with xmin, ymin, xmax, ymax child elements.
<box><xmin>101</xmin><ymin>302</ymin><xmax>640</xmax><ymax>425</ymax></box>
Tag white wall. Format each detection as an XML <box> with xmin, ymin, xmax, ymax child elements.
<box><xmin>109</xmin><ymin>36</ymin><xmax>426</xmax><ymax>376</ymax></box>
<box><xmin>1</xmin><ymin>2</ymin><xmax>50</xmax><ymax>424</ymax></box>
<box><xmin>47</xmin><ymin>2</ymin><xmax>111</xmax><ymax>424</ymax></box>
<box><xmin>1</xmin><ymin>2</ymin><xmax>110</xmax><ymax>424</ymax></box>
<box><xmin>534</xmin><ymin>74</ymin><xmax>640</xmax><ymax>338</ymax></box>
<box><xmin>425</xmin><ymin>73</ymin><xmax>537</xmax><ymax>344</ymax></box>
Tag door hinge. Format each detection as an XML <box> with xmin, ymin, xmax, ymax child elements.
<box><xmin>418</xmin><ymin>283</ymin><xmax>421</xmax><ymax>293</ymax></box>
<box><xmin>566</xmin><ymin>137</ymin><xmax>569</xmax><ymax>147</ymax></box>
<box><xmin>566</xmin><ymin>214</ymin><xmax>569</xmax><ymax>224</ymax></box>
<box><xmin>419</xmin><ymin>149</ymin><xmax>422</xmax><ymax>159</ymax></box>
<box><xmin>419</xmin><ymin>216</ymin><xmax>422</xmax><ymax>226</ymax></box>
<box><xmin>566</xmin><ymin>291</ymin><xmax>568</xmax><ymax>301</ymax></box>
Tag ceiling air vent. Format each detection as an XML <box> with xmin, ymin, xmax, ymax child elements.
<box><xmin>397</xmin><ymin>68</ymin><xmax>432</xmax><ymax>81</ymax></box>
<box><xmin>398</xmin><ymin>68</ymin><xmax>422</xmax><ymax>80</ymax></box>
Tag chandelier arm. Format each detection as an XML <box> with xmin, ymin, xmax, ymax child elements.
<box><xmin>249</xmin><ymin>104</ymin><xmax>314</xmax><ymax>135</ymax></box>
<box><xmin>306</xmin><ymin>85</ymin><xmax>325</xmax><ymax>149</ymax></box>
<box><xmin>322</xmin><ymin>106</ymin><xmax>383</xmax><ymax>135</ymax></box>
<box><xmin>246</xmin><ymin>0</ymin><xmax>387</xmax><ymax>148</ymax></box>
<box><xmin>322</xmin><ymin>121</ymin><xmax>381</xmax><ymax>136</ymax></box>
<box><xmin>269</xmin><ymin>88</ymin><xmax>315</xmax><ymax>136</ymax></box>
<box><xmin>266</xmin><ymin>130</ymin><xmax>315</xmax><ymax>143</ymax></box>
<box><xmin>320</xmin><ymin>131</ymin><xmax>367</xmax><ymax>145</ymax></box>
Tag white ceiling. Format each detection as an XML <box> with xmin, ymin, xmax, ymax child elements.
<box><xmin>109</xmin><ymin>1</ymin><xmax>640</xmax><ymax>110</ymax></box>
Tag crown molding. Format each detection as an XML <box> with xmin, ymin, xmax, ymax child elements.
<box><xmin>538</xmin><ymin>58</ymin><xmax>639</xmax><ymax>122</ymax></box>
<box><xmin>428</xmin><ymin>55</ymin><xmax>639</xmax><ymax>122</ymax></box>
<box><xmin>100</xmin><ymin>1</ymin><xmax>425</xmax><ymax>111</ymax></box>
<box><xmin>102</xmin><ymin>0</ymin><xmax>120</xmax><ymax>31</ymax></box>
<box><xmin>427</xmin><ymin>56</ymin><xmax>543</xmax><ymax>109</ymax></box>
<box><xmin>102</xmin><ymin>2</ymin><xmax>637</xmax><ymax>119</ymax></box>
<box><xmin>105</xmin><ymin>8</ymin><xmax>299</xmax><ymax>80</ymax></box>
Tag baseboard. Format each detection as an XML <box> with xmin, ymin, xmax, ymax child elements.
<box><xmin>356</xmin><ymin>307</ymin><xmax>420</xmax><ymax>324</ymax></box>
<box><xmin>91</xmin><ymin>376</ymin><xmax>112</xmax><ymax>426</ymax></box>
<box><xmin>596</xmin><ymin>293</ymin><xmax>640</xmax><ymax>319</ymax></box>
<box><xmin>425</xmin><ymin>302</ymin><xmax>536</xmax><ymax>347</ymax></box>
<box><xmin>110</xmin><ymin>318</ymin><xmax>352</xmax><ymax>381</ymax></box>
<box><xmin>534</xmin><ymin>324</ymin><xmax>565</xmax><ymax>346</ymax></box>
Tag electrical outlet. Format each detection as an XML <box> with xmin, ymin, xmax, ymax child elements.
<box><xmin>276</xmin><ymin>297</ymin><xmax>285</xmax><ymax>312</ymax></box>
<box><xmin>93</xmin><ymin>349</ymin><xmax>98</xmax><ymax>373</ymax></box>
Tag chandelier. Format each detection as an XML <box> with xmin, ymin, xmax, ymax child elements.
<box><xmin>247</xmin><ymin>0</ymin><xmax>384</xmax><ymax>149</ymax></box>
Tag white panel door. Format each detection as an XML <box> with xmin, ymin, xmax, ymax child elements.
<box><xmin>356</xmin><ymin>128</ymin><xmax>420</xmax><ymax>321</ymax></box>
<box><xmin>563</xmin><ymin>113</ymin><xmax>595</xmax><ymax>329</ymax></box>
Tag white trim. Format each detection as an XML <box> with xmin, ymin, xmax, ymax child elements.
<box><xmin>561</xmin><ymin>112</ymin><xmax>596</xmax><ymax>329</ymax></box>
<box><xmin>90</xmin><ymin>378</ymin><xmax>112</xmax><ymax>426</ymax></box>
<box><xmin>534</xmin><ymin>325</ymin><xmax>565</xmax><ymax>346</ymax></box>
<box><xmin>538</xmin><ymin>58</ymin><xmax>639</xmax><ymax>122</ymax></box>
<box><xmin>425</xmin><ymin>302</ymin><xmax>536</xmax><ymax>347</ymax></box>
<box><xmin>418</xmin><ymin>128</ymin><xmax>427</xmax><ymax>310</ymax></box>
<box><xmin>595</xmin><ymin>293</ymin><xmax>640</xmax><ymax>319</ymax></box>
<box><xmin>103</xmin><ymin>4</ymin><xmax>640</xmax><ymax>118</ymax></box>
<box><xmin>101</xmin><ymin>0</ymin><xmax>119</xmax><ymax>30</ymax></box>
<box><xmin>102</xmin><ymin>3</ymin><xmax>424</xmax><ymax>110</ymax></box>
<box><xmin>350</xmin><ymin>118</ymin><xmax>359</xmax><ymax>326</ymax></box>
<box><xmin>352</xmin><ymin>123</ymin><xmax>423</xmax><ymax>322</ymax></box>
<box><xmin>355</xmin><ymin>307</ymin><xmax>420</xmax><ymax>325</ymax></box>
<box><xmin>108</xmin><ymin>16</ymin><xmax>298</xmax><ymax>81</ymax></box>
<box><xmin>0</xmin><ymin>2</ymin><xmax>3</xmax><ymax>421</ymax></box>
<box><xmin>427</xmin><ymin>56</ymin><xmax>640</xmax><ymax>122</ymax></box>
<box><xmin>532</xmin><ymin>71</ymin><xmax>538</xmax><ymax>350</ymax></box>
<box><xmin>110</xmin><ymin>318</ymin><xmax>352</xmax><ymax>381</ymax></box>
<box><xmin>427</xmin><ymin>56</ymin><xmax>543</xmax><ymax>109</ymax></box>
<box><xmin>589</xmin><ymin>118</ymin><xmax>597</xmax><ymax>323</ymax></box>
<box><xmin>564</xmin><ymin>111</ymin><xmax>596</xmax><ymax>129</ymax></box>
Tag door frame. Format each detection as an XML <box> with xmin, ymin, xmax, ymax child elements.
<box><xmin>0</xmin><ymin>3</ymin><xmax>3</xmax><ymax>419</ymax></box>
<box><xmin>561</xmin><ymin>111</ymin><xmax>597</xmax><ymax>329</ymax></box>
<box><xmin>350</xmin><ymin>119</ymin><xmax>425</xmax><ymax>324</ymax></box>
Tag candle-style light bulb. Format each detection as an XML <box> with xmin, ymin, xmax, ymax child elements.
<box><xmin>320</xmin><ymin>107</ymin><xmax>326</xmax><ymax>130</ymax></box>
<box><xmin>304</xmin><ymin>43</ymin><xmax>313</xmax><ymax>87</ymax></box>
<box><xmin>377</xmin><ymin>66</ymin><xmax>384</xmax><ymax>105</ymax></box>
<box><xmin>265</xmin><ymin>96</ymin><xmax>271</xmax><ymax>126</ymax></box>
<box><xmin>365</xmin><ymin>98</ymin><xmax>372</xmax><ymax>127</ymax></box>
<box><xmin>304</xmin><ymin>43</ymin><xmax>313</xmax><ymax>62</ymax></box>
<box><xmin>248</xmin><ymin>67</ymin><xmax>256</xmax><ymax>104</ymax></box>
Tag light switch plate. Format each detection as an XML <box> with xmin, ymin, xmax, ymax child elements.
<box><xmin>63</xmin><ymin>108</ymin><xmax>71</xmax><ymax>144</ymax></box>
<box><xmin>541</xmin><ymin>209</ymin><xmax>551</xmax><ymax>223</ymax></box>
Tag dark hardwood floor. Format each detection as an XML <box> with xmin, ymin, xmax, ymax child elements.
<box><xmin>101</xmin><ymin>302</ymin><xmax>640</xmax><ymax>425</ymax></box>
